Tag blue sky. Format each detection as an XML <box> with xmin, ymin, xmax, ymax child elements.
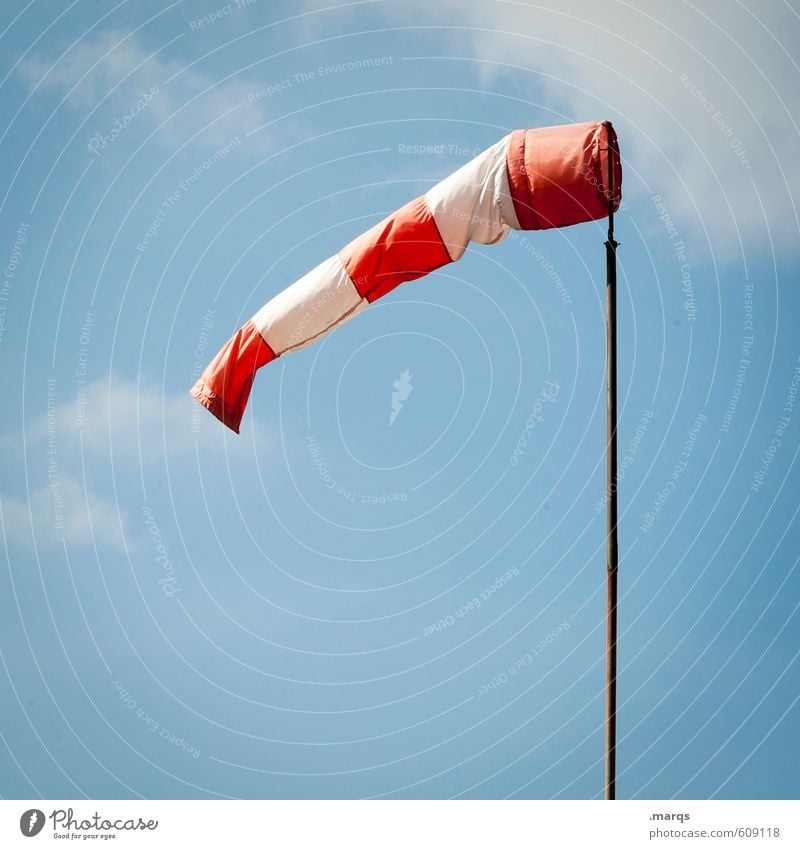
<box><xmin>1</xmin><ymin>0</ymin><xmax>799</xmax><ymax>800</ymax></box>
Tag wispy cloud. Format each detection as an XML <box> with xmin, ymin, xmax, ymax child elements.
<box><xmin>387</xmin><ymin>0</ymin><xmax>800</xmax><ymax>252</ymax></box>
<box><xmin>18</xmin><ymin>29</ymin><xmax>276</xmax><ymax>154</ymax></box>
<box><xmin>21</xmin><ymin>374</ymin><xmax>269</xmax><ymax>466</ymax></box>
<box><xmin>1</xmin><ymin>475</ymin><xmax>127</xmax><ymax>551</ymax></box>
<box><xmin>1</xmin><ymin>374</ymin><xmax>270</xmax><ymax>550</ymax></box>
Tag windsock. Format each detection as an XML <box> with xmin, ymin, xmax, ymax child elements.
<box><xmin>191</xmin><ymin>120</ymin><xmax>621</xmax><ymax>432</ymax></box>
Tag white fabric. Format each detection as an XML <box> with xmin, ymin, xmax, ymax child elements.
<box><xmin>425</xmin><ymin>134</ymin><xmax>519</xmax><ymax>261</ymax></box>
<box><xmin>252</xmin><ymin>255</ymin><xmax>367</xmax><ymax>355</ymax></box>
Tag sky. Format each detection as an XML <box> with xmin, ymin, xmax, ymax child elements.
<box><xmin>0</xmin><ymin>0</ymin><xmax>799</xmax><ymax>800</ymax></box>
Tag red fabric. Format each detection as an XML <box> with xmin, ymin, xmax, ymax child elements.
<box><xmin>339</xmin><ymin>196</ymin><xmax>452</xmax><ymax>303</ymax></box>
<box><xmin>506</xmin><ymin>121</ymin><xmax>621</xmax><ymax>231</ymax></box>
<box><xmin>189</xmin><ymin>319</ymin><xmax>276</xmax><ymax>433</ymax></box>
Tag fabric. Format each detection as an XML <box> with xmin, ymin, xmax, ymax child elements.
<box><xmin>191</xmin><ymin>121</ymin><xmax>621</xmax><ymax>432</ymax></box>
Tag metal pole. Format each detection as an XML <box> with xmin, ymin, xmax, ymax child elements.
<box><xmin>604</xmin><ymin>121</ymin><xmax>619</xmax><ymax>801</ymax></box>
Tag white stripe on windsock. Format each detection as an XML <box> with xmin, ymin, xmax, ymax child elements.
<box><xmin>425</xmin><ymin>135</ymin><xmax>519</xmax><ymax>261</ymax></box>
<box><xmin>252</xmin><ymin>255</ymin><xmax>366</xmax><ymax>356</ymax></box>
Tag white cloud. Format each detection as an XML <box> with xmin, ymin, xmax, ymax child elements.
<box><xmin>1</xmin><ymin>475</ymin><xmax>127</xmax><ymax>551</ymax></box>
<box><xmin>382</xmin><ymin>0</ymin><xmax>800</xmax><ymax>252</ymax></box>
<box><xmin>21</xmin><ymin>374</ymin><xmax>269</xmax><ymax>467</ymax></box>
<box><xmin>19</xmin><ymin>29</ymin><xmax>274</xmax><ymax>154</ymax></box>
<box><xmin>1</xmin><ymin>375</ymin><xmax>271</xmax><ymax>550</ymax></box>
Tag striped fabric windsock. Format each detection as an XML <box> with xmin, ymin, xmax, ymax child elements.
<box><xmin>191</xmin><ymin>120</ymin><xmax>621</xmax><ymax>432</ymax></box>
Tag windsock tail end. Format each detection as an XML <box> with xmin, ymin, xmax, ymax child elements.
<box><xmin>189</xmin><ymin>379</ymin><xmax>242</xmax><ymax>434</ymax></box>
<box><xmin>189</xmin><ymin>319</ymin><xmax>277</xmax><ymax>434</ymax></box>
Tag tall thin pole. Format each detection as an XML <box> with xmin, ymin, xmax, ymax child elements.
<box><xmin>604</xmin><ymin>121</ymin><xmax>620</xmax><ymax>801</ymax></box>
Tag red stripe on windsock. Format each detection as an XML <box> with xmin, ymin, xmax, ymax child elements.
<box><xmin>189</xmin><ymin>319</ymin><xmax>276</xmax><ymax>433</ymax></box>
<box><xmin>506</xmin><ymin>122</ymin><xmax>621</xmax><ymax>231</ymax></box>
<box><xmin>339</xmin><ymin>196</ymin><xmax>452</xmax><ymax>303</ymax></box>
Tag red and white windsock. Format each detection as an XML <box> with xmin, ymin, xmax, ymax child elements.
<box><xmin>191</xmin><ymin>120</ymin><xmax>622</xmax><ymax>432</ymax></box>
